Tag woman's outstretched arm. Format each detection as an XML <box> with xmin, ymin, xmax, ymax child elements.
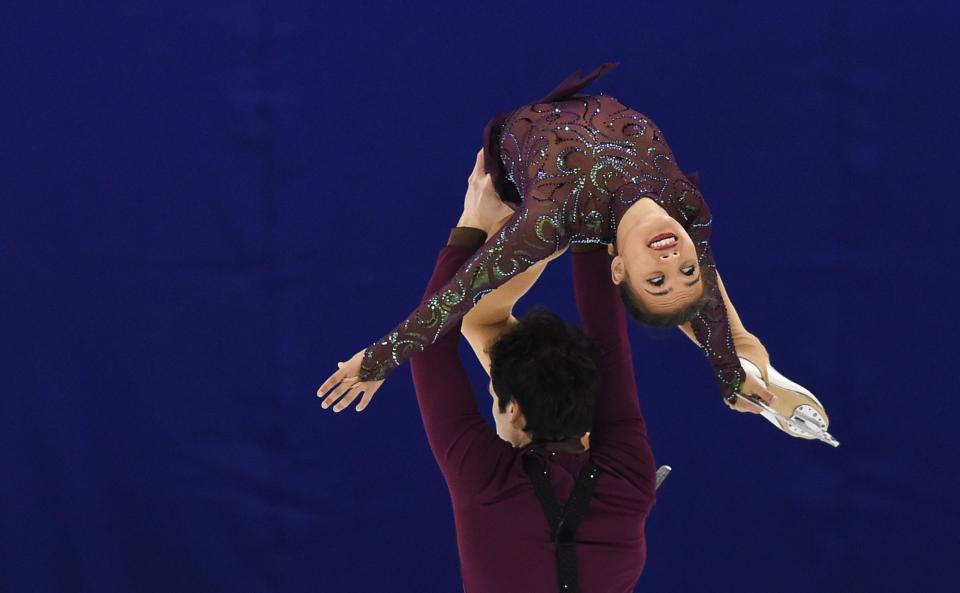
<box><xmin>678</xmin><ymin>271</ymin><xmax>771</xmax><ymax>384</ymax></box>
<box><xmin>668</xmin><ymin>175</ymin><xmax>774</xmax><ymax>410</ymax></box>
<box><xmin>357</xmin><ymin>190</ymin><xmax>566</xmax><ymax>381</ymax></box>
<box><xmin>317</xmin><ymin>150</ymin><xmax>568</xmax><ymax>412</ymax></box>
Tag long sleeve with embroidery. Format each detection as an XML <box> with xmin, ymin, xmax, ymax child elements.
<box><xmin>357</xmin><ymin>66</ymin><xmax>624</xmax><ymax>384</ymax></box>
<box><xmin>359</xmin><ymin>60</ymin><xmax>748</xmax><ymax>403</ymax></box>
<box><xmin>358</xmin><ymin>198</ymin><xmax>568</xmax><ymax>382</ymax></box>
<box><xmin>668</xmin><ymin>174</ymin><xmax>747</xmax><ymax>401</ymax></box>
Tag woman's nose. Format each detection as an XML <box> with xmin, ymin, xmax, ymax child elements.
<box><xmin>659</xmin><ymin>251</ymin><xmax>679</xmax><ymax>259</ymax></box>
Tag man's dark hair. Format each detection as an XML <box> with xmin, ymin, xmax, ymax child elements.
<box><xmin>488</xmin><ymin>306</ymin><xmax>601</xmax><ymax>442</ymax></box>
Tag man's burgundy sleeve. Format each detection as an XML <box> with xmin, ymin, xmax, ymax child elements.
<box><xmin>571</xmin><ymin>249</ymin><xmax>656</xmax><ymax>499</ymax></box>
<box><xmin>571</xmin><ymin>249</ymin><xmax>643</xmax><ymax>424</ymax></box>
<box><xmin>408</xmin><ymin>241</ymin><xmax>512</xmax><ymax>501</ymax></box>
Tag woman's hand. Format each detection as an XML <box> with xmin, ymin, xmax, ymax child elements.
<box><xmin>457</xmin><ymin>148</ymin><xmax>516</xmax><ymax>235</ymax></box>
<box><xmin>726</xmin><ymin>372</ymin><xmax>777</xmax><ymax>414</ymax></box>
<box><xmin>734</xmin><ymin>336</ymin><xmax>771</xmax><ymax>385</ymax></box>
<box><xmin>316</xmin><ymin>349</ymin><xmax>385</xmax><ymax>413</ymax></box>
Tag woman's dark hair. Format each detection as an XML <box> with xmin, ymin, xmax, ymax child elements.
<box><xmin>487</xmin><ymin>306</ymin><xmax>601</xmax><ymax>442</ymax></box>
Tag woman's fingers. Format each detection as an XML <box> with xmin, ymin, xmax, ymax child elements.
<box><xmin>332</xmin><ymin>385</ymin><xmax>364</xmax><ymax>413</ymax></box>
<box><xmin>725</xmin><ymin>393</ymin><xmax>759</xmax><ymax>414</ymax></box>
<box><xmin>317</xmin><ymin>350</ymin><xmax>373</xmax><ymax>410</ymax></box>
<box><xmin>356</xmin><ymin>386</ymin><xmax>377</xmax><ymax>412</ymax></box>
<box><xmin>316</xmin><ymin>367</ymin><xmax>346</xmax><ymax>400</ymax></box>
<box><xmin>321</xmin><ymin>377</ymin><xmax>356</xmax><ymax>409</ymax></box>
<box><xmin>732</xmin><ymin>390</ymin><xmax>775</xmax><ymax>414</ymax></box>
<box><xmin>761</xmin><ymin>386</ymin><xmax>776</xmax><ymax>405</ymax></box>
<box><xmin>325</xmin><ymin>380</ymin><xmax>382</xmax><ymax>412</ymax></box>
<box><xmin>357</xmin><ymin>380</ymin><xmax>385</xmax><ymax>411</ymax></box>
<box><xmin>734</xmin><ymin>374</ymin><xmax>776</xmax><ymax>413</ymax></box>
<box><xmin>726</xmin><ymin>396</ymin><xmax>749</xmax><ymax>413</ymax></box>
<box><xmin>750</xmin><ymin>380</ymin><xmax>776</xmax><ymax>406</ymax></box>
<box><xmin>318</xmin><ymin>378</ymin><xmax>383</xmax><ymax>412</ymax></box>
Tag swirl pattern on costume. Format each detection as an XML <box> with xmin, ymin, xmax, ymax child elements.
<box><xmin>358</xmin><ymin>64</ymin><xmax>745</xmax><ymax>401</ymax></box>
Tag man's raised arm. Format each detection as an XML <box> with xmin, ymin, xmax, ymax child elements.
<box><xmin>409</xmin><ymin>227</ymin><xmax>505</xmax><ymax>494</ymax></box>
<box><xmin>569</xmin><ymin>245</ymin><xmax>644</xmax><ymax>436</ymax></box>
<box><xmin>407</xmin><ymin>151</ymin><xmax>519</xmax><ymax>499</ymax></box>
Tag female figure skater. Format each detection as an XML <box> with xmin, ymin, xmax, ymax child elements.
<box><xmin>318</xmin><ymin>62</ymin><xmax>835</xmax><ymax>444</ymax></box>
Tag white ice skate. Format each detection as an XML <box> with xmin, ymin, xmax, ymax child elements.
<box><xmin>737</xmin><ymin>358</ymin><xmax>840</xmax><ymax>447</ymax></box>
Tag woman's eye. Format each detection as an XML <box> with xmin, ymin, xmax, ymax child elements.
<box><xmin>649</xmin><ymin>267</ymin><xmax>694</xmax><ymax>286</ymax></box>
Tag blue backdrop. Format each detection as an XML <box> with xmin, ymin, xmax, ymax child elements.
<box><xmin>2</xmin><ymin>2</ymin><xmax>957</xmax><ymax>592</ymax></box>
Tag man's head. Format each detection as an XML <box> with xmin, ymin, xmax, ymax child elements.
<box><xmin>610</xmin><ymin>205</ymin><xmax>707</xmax><ymax>327</ymax></box>
<box><xmin>486</xmin><ymin>306</ymin><xmax>600</xmax><ymax>447</ymax></box>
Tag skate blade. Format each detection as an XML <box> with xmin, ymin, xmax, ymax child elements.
<box><xmin>738</xmin><ymin>358</ymin><xmax>836</xmax><ymax>446</ymax></box>
<box><xmin>766</xmin><ymin>381</ymin><xmax>831</xmax><ymax>435</ymax></box>
<box><xmin>741</xmin><ymin>394</ymin><xmax>840</xmax><ymax>447</ymax></box>
<box><xmin>655</xmin><ymin>465</ymin><xmax>672</xmax><ymax>490</ymax></box>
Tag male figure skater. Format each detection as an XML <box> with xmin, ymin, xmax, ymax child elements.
<box><xmin>406</xmin><ymin>169</ymin><xmax>658</xmax><ymax>593</ymax></box>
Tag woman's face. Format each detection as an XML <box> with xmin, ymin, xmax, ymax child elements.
<box><xmin>611</xmin><ymin>208</ymin><xmax>703</xmax><ymax>314</ymax></box>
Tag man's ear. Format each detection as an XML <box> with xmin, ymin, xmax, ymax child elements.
<box><xmin>508</xmin><ymin>401</ymin><xmax>523</xmax><ymax>424</ymax></box>
<box><xmin>611</xmin><ymin>256</ymin><xmax>625</xmax><ymax>285</ymax></box>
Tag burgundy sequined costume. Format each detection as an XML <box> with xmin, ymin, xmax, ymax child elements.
<box><xmin>358</xmin><ymin>62</ymin><xmax>747</xmax><ymax>401</ymax></box>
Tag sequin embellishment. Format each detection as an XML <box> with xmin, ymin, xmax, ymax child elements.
<box><xmin>358</xmin><ymin>93</ymin><xmax>745</xmax><ymax>401</ymax></box>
